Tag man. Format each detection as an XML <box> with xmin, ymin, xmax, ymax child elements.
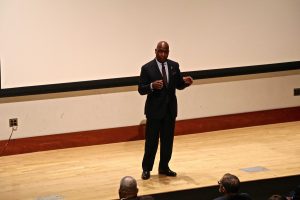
<box><xmin>138</xmin><ymin>41</ymin><xmax>193</xmax><ymax>180</ymax></box>
<box><xmin>287</xmin><ymin>184</ymin><xmax>300</xmax><ymax>200</ymax></box>
<box><xmin>118</xmin><ymin>176</ymin><xmax>154</xmax><ymax>200</ymax></box>
<box><xmin>214</xmin><ymin>173</ymin><xmax>252</xmax><ymax>200</ymax></box>
<box><xmin>268</xmin><ymin>195</ymin><xmax>286</xmax><ymax>200</ymax></box>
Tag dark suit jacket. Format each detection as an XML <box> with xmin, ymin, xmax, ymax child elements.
<box><xmin>138</xmin><ymin>59</ymin><xmax>187</xmax><ymax>119</ymax></box>
<box><xmin>214</xmin><ymin>193</ymin><xmax>252</xmax><ymax>200</ymax></box>
<box><xmin>121</xmin><ymin>196</ymin><xmax>154</xmax><ymax>200</ymax></box>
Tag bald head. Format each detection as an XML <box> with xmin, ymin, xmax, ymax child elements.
<box><xmin>119</xmin><ymin>176</ymin><xmax>138</xmax><ymax>199</ymax></box>
<box><xmin>155</xmin><ymin>41</ymin><xmax>169</xmax><ymax>63</ymax></box>
<box><xmin>156</xmin><ymin>41</ymin><xmax>169</xmax><ymax>49</ymax></box>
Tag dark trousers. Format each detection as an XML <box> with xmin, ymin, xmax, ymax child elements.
<box><xmin>142</xmin><ymin>113</ymin><xmax>176</xmax><ymax>171</ymax></box>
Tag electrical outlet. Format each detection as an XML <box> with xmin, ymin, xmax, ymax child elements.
<box><xmin>9</xmin><ymin>118</ymin><xmax>18</xmax><ymax>127</ymax></box>
<box><xmin>294</xmin><ymin>88</ymin><xmax>300</xmax><ymax>96</ymax></box>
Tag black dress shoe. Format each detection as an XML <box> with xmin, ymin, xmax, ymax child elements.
<box><xmin>159</xmin><ymin>169</ymin><xmax>177</xmax><ymax>177</ymax></box>
<box><xmin>142</xmin><ymin>171</ymin><xmax>150</xmax><ymax>180</ymax></box>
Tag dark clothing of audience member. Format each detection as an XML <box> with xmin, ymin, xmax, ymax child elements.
<box><xmin>214</xmin><ymin>173</ymin><xmax>252</xmax><ymax>200</ymax></box>
<box><xmin>214</xmin><ymin>193</ymin><xmax>252</xmax><ymax>200</ymax></box>
<box><xmin>121</xmin><ymin>197</ymin><xmax>154</xmax><ymax>200</ymax></box>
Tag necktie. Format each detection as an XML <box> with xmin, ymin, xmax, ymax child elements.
<box><xmin>161</xmin><ymin>62</ymin><xmax>168</xmax><ymax>87</ymax></box>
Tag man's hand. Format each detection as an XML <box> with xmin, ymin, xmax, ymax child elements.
<box><xmin>152</xmin><ymin>80</ymin><xmax>164</xmax><ymax>90</ymax></box>
<box><xmin>183</xmin><ymin>76</ymin><xmax>193</xmax><ymax>86</ymax></box>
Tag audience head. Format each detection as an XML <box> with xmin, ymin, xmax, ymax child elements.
<box><xmin>268</xmin><ymin>194</ymin><xmax>286</xmax><ymax>200</ymax></box>
<box><xmin>289</xmin><ymin>185</ymin><xmax>300</xmax><ymax>200</ymax></box>
<box><xmin>119</xmin><ymin>176</ymin><xmax>138</xmax><ymax>200</ymax></box>
<box><xmin>218</xmin><ymin>173</ymin><xmax>240</xmax><ymax>194</ymax></box>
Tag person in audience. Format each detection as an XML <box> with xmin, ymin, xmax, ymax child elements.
<box><xmin>268</xmin><ymin>194</ymin><xmax>287</xmax><ymax>200</ymax></box>
<box><xmin>214</xmin><ymin>173</ymin><xmax>252</xmax><ymax>200</ymax></box>
<box><xmin>287</xmin><ymin>184</ymin><xmax>300</xmax><ymax>200</ymax></box>
<box><xmin>119</xmin><ymin>176</ymin><xmax>154</xmax><ymax>200</ymax></box>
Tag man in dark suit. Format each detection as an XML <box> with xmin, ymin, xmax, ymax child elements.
<box><xmin>138</xmin><ymin>41</ymin><xmax>193</xmax><ymax>180</ymax></box>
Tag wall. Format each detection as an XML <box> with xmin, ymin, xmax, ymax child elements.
<box><xmin>1</xmin><ymin>0</ymin><xmax>300</xmax><ymax>87</ymax></box>
<box><xmin>1</xmin><ymin>1</ymin><xmax>300</xmax><ymax>141</ymax></box>
<box><xmin>0</xmin><ymin>70</ymin><xmax>299</xmax><ymax>140</ymax></box>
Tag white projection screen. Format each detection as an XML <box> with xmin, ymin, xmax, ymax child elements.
<box><xmin>1</xmin><ymin>0</ymin><xmax>300</xmax><ymax>88</ymax></box>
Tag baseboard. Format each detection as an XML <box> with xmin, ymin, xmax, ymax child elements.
<box><xmin>1</xmin><ymin>106</ymin><xmax>300</xmax><ymax>156</ymax></box>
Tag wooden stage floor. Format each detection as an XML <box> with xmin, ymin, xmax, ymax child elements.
<box><xmin>0</xmin><ymin>121</ymin><xmax>299</xmax><ymax>200</ymax></box>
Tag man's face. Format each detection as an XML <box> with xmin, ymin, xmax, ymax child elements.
<box><xmin>218</xmin><ymin>179</ymin><xmax>223</xmax><ymax>193</ymax></box>
<box><xmin>218</xmin><ymin>177</ymin><xmax>226</xmax><ymax>193</ymax></box>
<box><xmin>155</xmin><ymin>43</ymin><xmax>169</xmax><ymax>63</ymax></box>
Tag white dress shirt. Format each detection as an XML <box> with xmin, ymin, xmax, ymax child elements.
<box><xmin>156</xmin><ymin>59</ymin><xmax>169</xmax><ymax>83</ymax></box>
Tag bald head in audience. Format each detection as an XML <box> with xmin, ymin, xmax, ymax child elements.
<box><xmin>119</xmin><ymin>176</ymin><xmax>138</xmax><ymax>199</ymax></box>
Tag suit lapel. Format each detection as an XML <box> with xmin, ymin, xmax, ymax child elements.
<box><xmin>152</xmin><ymin>59</ymin><xmax>173</xmax><ymax>86</ymax></box>
<box><xmin>153</xmin><ymin>59</ymin><xmax>163</xmax><ymax>79</ymax></box>
<box><xmin>167</xmin><ymin>60</ymin><xmax>173</xmax><ymax>86</ymax></box>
